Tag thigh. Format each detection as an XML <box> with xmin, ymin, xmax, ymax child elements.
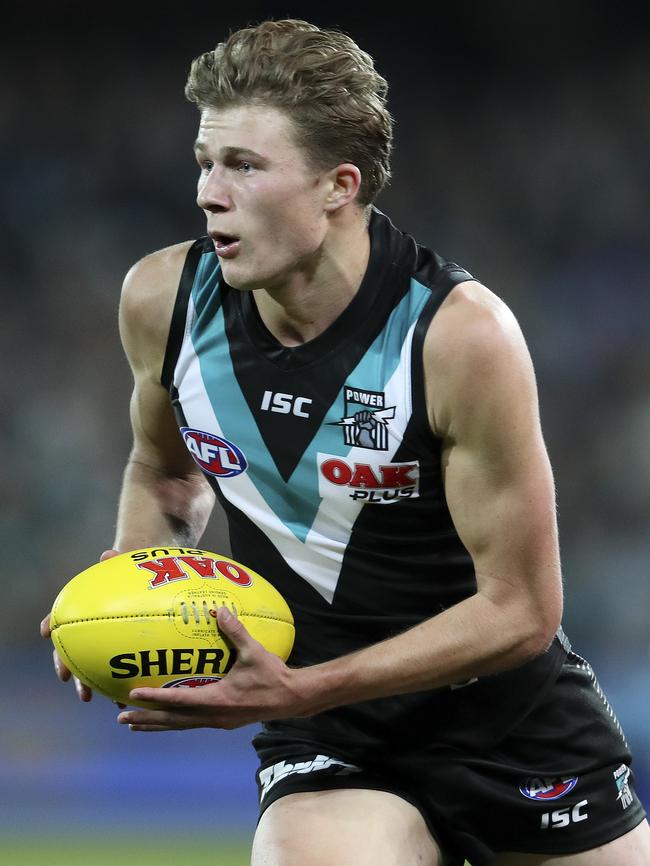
<box><xmin>251</xmin><ymin>788</ymin><xmax>444</xmax><ymax>866</ymax></box>
<box><xmin>492</xmin><ymin>817</ymin><xmax>650</xmax><ymax>865</ymax></box>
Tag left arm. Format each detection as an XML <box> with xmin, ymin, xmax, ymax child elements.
<box><xmin>121</xmin><ymin>281</ymin><xmax>563</xmax><ymax>730</ymax></box>
<box><xmin>294</xmin><ymin>280</ymin><xmax>563</xmax><ymax>705</ymax></box>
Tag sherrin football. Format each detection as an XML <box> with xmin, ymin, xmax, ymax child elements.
<box><xmin>49</xmin><ymin>547</ymin><xmax>294</xmax><ymax>708</ymax></box>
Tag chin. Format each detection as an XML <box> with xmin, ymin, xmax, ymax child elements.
<box><xmin>218</xmin><ymin>263</ymin><xmax>258</xmax><ymax>291</ymax></box>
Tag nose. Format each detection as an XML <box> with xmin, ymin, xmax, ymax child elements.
<box><xmin>197</xmin><ymin>168</ymin><xmax>232</xmax><ymax>213</ymax></box>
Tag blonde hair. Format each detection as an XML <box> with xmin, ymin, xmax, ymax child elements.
<box><xmin>185</xmin><ymin>19</ymin><xmax>393</xmax><ymax>205</ymax></box>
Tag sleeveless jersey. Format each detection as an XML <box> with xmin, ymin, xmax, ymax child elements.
<box><xmin>162</xmin><ymin>209</ymin><xmax>568</xmax><ymax>751</ymax></box>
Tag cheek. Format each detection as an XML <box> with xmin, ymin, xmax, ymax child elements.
<box><xmin>247</xmin><ymin>181</ymin><xmax>324</xmax><ymax>257</ymax></box>
<box><xmin>255</xmin><ymin>203</ymin><xmax>310</xmax><ymax>249</ymax></box>
<box><xmin>279</xmin><ymin>193</ymin><xmax>323</xmax><ymax>239</ymax></box>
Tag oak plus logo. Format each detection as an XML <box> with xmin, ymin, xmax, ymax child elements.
<box><xmin>181</xmin><ymin>427</ymin><xmax>247</xmax><ymax>478</ymax></box>
<box><xmin>131</xmin><ymin>551</ymin><xmax>254</xmax><ymax>590</ymax></box>
<box><xmin>317</xmin><ymin>453</ymin><xmax>419</xmax><ymax>504</ymax></box>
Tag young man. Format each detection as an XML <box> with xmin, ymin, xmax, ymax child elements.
<box><xmin>42</xmin><ymin>19</ymin><xmax>648</xmax><ymax>866</ymax></box>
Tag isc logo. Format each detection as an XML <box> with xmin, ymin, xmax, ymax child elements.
<box><xmin>261</xmin><ymin>390</ymin><xmax>312</xmax><ymax>418</ymax></box>
<box><xmin>541</xmin><ymin>800</ymin><xmax>588</xmax><ymax>829</ymax></box>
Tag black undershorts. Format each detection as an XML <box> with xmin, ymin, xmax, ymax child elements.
<box><xmin>253</xmin><ymin>652</ymin><xmax>646</xmax><ymax>865</ymax></box>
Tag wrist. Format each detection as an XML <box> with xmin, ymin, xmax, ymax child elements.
<box><xmin>289</xmin><ymin>657</ymin><xmax>353</xmax><ymax>717</ymax></box>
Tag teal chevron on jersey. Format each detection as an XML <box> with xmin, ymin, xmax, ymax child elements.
<box><xmin>162</xmin><ymin>212</ymin><xmax>571</xmax><ymax>753</ymax></box>
<box><xmin>272</xmin><ymin>285</ymin><xmax>426</xmax><ymax>501</ymax></box>
<box><xmin>188</xmin><ymin>267</ymin><xmax>430</xmax><ymax>545</ymax></box>
<box><xmin>192</xmin><ymin>249</ymin><xmax>221</xmax><ymax>315</ymax></box>
<box><xmin>190</xmin><ymin>301</ymin><xmax>324</xmax><ymax>543</ymax></box>
<box><xmin>342</xmin><ymin>277</ymin><xmax>431</xmax><ymax>397</ymax></box>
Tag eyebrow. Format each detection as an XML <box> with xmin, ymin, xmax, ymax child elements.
<box><xmin>193</xmin><ymin>142</ymin><xmax>267</xmax><ymax>163</ymax></box>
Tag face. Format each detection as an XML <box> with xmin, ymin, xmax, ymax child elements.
<box><xmin>194</xmin><ymin>104</ymin><xmax>331</xmax><ymax>291</ymax></box>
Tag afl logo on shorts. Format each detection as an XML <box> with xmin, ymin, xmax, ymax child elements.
<box><xmin>181</xmin><ymin>428</ymin><xmax>247</xmax><ymax>478</ymax></box>
<box><xmin>519</xmin><ymin>777</ymin><xmax>579</xmax><ymax>801</ymax></box>
<box><xmin>163</xmin><ymin>676</ymin><xmax>221</xmax><ymax>689</ymax></box>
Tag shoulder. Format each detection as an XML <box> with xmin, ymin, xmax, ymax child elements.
<box><xmin>119</xmin><ymin>240</ymin><xmax>196</xmax><ymax>372</ymax></box>
<box><xmin>424</xmin><ymin>280</ymin><xmax>537</xmax><ymax>437</ymax></box>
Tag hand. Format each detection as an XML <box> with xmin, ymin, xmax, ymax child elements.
<box><xmin>353</xmin><ymin>409</ymin><xmax>375</xmax><ymax>427</ymax></box>
<box><xmin>41</xmin><ymin>549</ymin><xmax>121</xmax><ymax>704</ymax></box>
<box><xmin>117</xmin><ymin>606</ymin><xmax>305</xmax><ymax>731</ymax></box>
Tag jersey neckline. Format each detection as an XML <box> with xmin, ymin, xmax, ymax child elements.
<box><xmin>234</xmin><ymin>209</ymin><xmax>394</xmax><ymax>370</ymax></box>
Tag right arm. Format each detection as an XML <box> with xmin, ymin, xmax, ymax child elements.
<box><xmin>114</xmin><ymin>241</ymin><xmax>215</xmax><ymax>551</ymax></box>
<box><xmin>42</xmin><ymin>241</ymin><xmax>215</xmax><ymax>697</ymax></box>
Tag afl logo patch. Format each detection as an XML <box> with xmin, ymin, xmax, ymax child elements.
<box><xmin>181</xmin><ymin>428</ymin><xmax>247</xmax><ymax>478</ymax></box>
<box><xmin>163</xmin><ymin>676</ymin><xmax>221</xmax><ymax>689</ymax></box>
<box><xmin>519</xmin><ymin>777</ymin><xmax>579</xmax><ymax>801</ymax></box>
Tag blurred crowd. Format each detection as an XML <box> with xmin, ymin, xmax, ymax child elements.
<box><xmin>2</xmin><ymin>3</ymin><xmax>648</xmax><ymax>787</ymax></box>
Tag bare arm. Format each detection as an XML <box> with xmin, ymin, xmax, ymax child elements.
<box><xmin>121</xmin><ymin>280</ymin><xmax>563</xmax><ymax>729</ymax></box>
<box><xmin>42</xmin><ymin>240</ymin><xmax>215</xmax><ymax>699</ymax></box>
<box><xmin>114</xmin><ymin>242</ymin><xmax>215</xmax><ymax>551</ymax></box>
<box><xmin>295</xmin><ymin>280</ymin><xmax>562</xmax><ymax>708</ymax></box>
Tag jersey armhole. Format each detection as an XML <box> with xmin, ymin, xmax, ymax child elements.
<box><xmin>160</xmin><ymin>238</ymin><xmax>206</xmax><ymax>391</ymax></box>
<box><xmin>410</xmin><ymin>264</ymin><xmax>474</xmax><ymax>444</ymax></box>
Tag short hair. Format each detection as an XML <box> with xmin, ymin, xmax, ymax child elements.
<box><xmin>185</xmin><ymin>19</ymin><xmax>393</xmax><ymax>206</ymax></box>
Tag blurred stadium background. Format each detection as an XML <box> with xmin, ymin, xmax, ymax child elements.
<box><xmin>2</xmin><ymin>2</ymin><xmax>648</xmax><ymax>862</ymax></box>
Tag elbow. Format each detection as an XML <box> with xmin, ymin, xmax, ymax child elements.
<box><xmin>521</xmin><ymin>625</ymin><xmax>559</xmax><ymax>663</ymax></box>
<box><xmin>517</xmin><ymin>600</ymin><xmax>563</xmax><ymax>664</ymax></box>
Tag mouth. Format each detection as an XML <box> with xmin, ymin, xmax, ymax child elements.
<box><xmin>209</xmin><ymin>232</ymin><xmax>241</xmax><ymax>258</ymax></box>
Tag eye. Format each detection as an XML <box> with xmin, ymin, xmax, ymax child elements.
<box><xmin>237</xmin><ymin>161</ymin><xmax>254</xmax><ymax>174</ymax></box>
<box><xmin>197</xmin><ymin>158</ymin><xmax>213</xmax><ymax>173</ymax></box>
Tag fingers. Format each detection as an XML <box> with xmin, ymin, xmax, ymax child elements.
<box><xmin>41</xmin><ymin>549</ymin><xmax>117</xmax><ymax>638</ymax></box>
<box><xmin>216</xmin><ymin>605</ymin><xmax>259</xmax><ymax>658</ymax></box>
<box><xmin>51</xmin><ymin>647</ymin><xmax>92</xmax><ymax>699</ymax></box>
<box><xmin>74</xmin><ymin>677</ymin><xmax>93</xmax><ymax>702</ymax></box>
<box><xmin>118</xmin><ymin>708</ymin><xmax>200</xmax><ymax>730</ymax></box>
<box><xmin>53</xmin><ymin>649</ymin><xmax>71</xmax><ymax>682</ymax></box>
<box><xmin>128</xmin><ymin>684</ymin><xmax>209</xmax><ymax>707</ymax></box>
<box><xmin>42</xmin><ymin>550</ymin><xmax>115</xmax><ymax>703</ymax></box>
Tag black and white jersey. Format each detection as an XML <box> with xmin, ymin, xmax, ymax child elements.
<box><xmin>162</xmin><ymin>209</ymin><xmax>568</xmax><ymax>750</ymax></box>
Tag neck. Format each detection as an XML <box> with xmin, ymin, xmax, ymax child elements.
<box><xmin>253</xmin><ymin>213</ymin><xmax>371</xmax><ymax>347</ymax></box>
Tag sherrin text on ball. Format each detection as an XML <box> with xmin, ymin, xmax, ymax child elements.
<box><xmin>49</xmin><ymin>548</ymin><xmax>294</xmax><ymax>708</ymax></box>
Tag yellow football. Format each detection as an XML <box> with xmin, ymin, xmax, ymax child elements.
<box><xmin>49</xmin><ymin>547</ymin><xmax>294</xmax><ymax>708</ymax></box>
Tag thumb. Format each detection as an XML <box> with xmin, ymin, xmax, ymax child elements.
<box><xmin>100</xmin><ymin>549</ymin><xmax>120</xmax><ymax>562</ymax></box>
<box><xmin>216</xmin><ymin>605</ymin><xmax>257</xmax><ymax>659</ymax></box>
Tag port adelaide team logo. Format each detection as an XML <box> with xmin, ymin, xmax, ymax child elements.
<box><xmin>320</xmin><ymin>385</ymin><xmax>419</xmax><ymax>504</ymax></box>
<box><xmin>329</xmin><ymin>386</ymin><xmax>396</xmax><ymax>450</ymax></box>
<box><xmin>613</xmin><ymin>763</ymin><xmax>633</xmax><ymax>810</ymax></box>
<box><xmin>181</xmin><ymin>428</ymin><xmax>247</xmax><ymax>478</ymax></box>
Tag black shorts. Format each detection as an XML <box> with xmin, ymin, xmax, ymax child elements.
<box><xmin>253</xmin><ymin>652</ymin><xmax>646</xmax><ymax>866</ymax></box>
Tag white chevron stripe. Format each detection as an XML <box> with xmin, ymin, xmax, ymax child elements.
<box><xmin>174</xmin><ymin>302</ymin><xmax>417</xmax><ymax>604</ymax></box>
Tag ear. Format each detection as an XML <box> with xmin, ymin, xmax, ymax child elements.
<box><xmin>323</xmin><ymin>163</ymin><xmax>362</xmax><ymax>213</ymax></box>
